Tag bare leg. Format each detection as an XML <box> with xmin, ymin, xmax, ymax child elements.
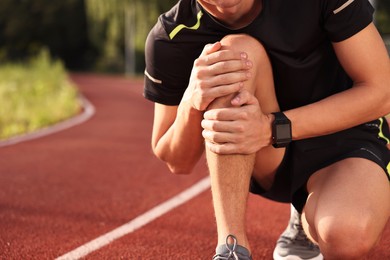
<box><xmin>303</xmin><ymin>158</ymin><xmax>390</xmax><ymax>259</ymax></box>
<box><xmin>205</xmin><ymin>34</ymin><xmax>282</xmax><ymax>251</ymax></box>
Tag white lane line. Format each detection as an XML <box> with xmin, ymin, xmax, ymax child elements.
<box><xmin>55</xmin><ymin>176</ymin><xmax>211</xmax><ymax>260</ymax></box>
<box><xmin>0</xmin><ymin>95</ymin><xmax>95</xmax><ymax>148</ymax></box>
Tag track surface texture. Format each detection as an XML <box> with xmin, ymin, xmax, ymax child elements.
<box><xmin>0</xmin><ymin>73</ymin><xmax>388</xmax><ymax>259</ymax></box>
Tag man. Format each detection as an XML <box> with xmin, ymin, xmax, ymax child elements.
<box><xmin>144</xmin><ymin>0</ymin><xmax>390</xmax><ymax>259</ymax></box>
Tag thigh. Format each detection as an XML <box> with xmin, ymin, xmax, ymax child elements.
<box><xmin>303</xmin><ymin>157</ymin><xmax>390</xmax><ymax>244</ymax></box>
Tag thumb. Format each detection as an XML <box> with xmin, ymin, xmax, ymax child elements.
<box><xmin>203</xmin><ymin>42</ymin><xmax>222</xmax><ymax>55</ymax></box>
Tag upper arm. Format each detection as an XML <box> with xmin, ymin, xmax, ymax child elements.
<box><xmin>151</xmin><ymin>103</ymin><xmax>178</xmax><ymax>150</ymax></box>
<box><xmin>144</xmin><ymin>23</ymin><xmax>193</xmax><ymax>106</ymax></box>
<box><xmin>332</xmin><ymin>23</ymin><xmax>390</xmax><ymax>87</ymax></box>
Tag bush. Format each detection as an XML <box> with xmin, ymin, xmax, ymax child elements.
<box><xmin>0</xmin><ymin>50</ymin><xmax>81</xmax><ymax>140</ymax></box>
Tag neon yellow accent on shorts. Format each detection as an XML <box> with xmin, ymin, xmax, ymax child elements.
<box><xmin>379</xmin><ymin>117</ymin><xmax>390</xmax><ymax>144</ymax></box>
<box><xmin>169</xmin><ymin>11</ymin><xmax>203</xmax><ymax>39</ymax></box>
<box><xmin>380</xmin><ymin>118</ymin><xmax>390</xmax><ymax>179</ymax></box>
<box><xmin>387</xmin><ymin>162</ymin><xmax>390</xmax><ymax>178</ymax></box>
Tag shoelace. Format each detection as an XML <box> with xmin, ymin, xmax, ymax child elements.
<box><xmin>280</xmin><ymin>222</ymin><xmax>316</xmax><ymax>248</ymax></box>
<box><xmin>213</xmin><ymin>234</ymin><xmax>240</xmax><ymax>260</ymax></box>
<box><xmin>294</xmin><ymin>222</ymin><xmax>309</xmax><ymax>241</ymax></box>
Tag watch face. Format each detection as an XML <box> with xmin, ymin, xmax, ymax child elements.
<box><xmin>276</xmin><ymin>124</ymin><xmax>291</xmax><ymax>139</ymax></box>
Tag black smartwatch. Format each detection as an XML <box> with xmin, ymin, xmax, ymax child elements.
<box><xmin>271</xmin><ymin>112</ymin><xmax>292</xmax><ymax>148</ymax></box>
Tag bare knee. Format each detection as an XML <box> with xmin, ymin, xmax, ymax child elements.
<box><xmin>219</xmin><ymin>34</ymin><xmax>270</xmax><ymax>77</ymax></box>
<box><xmin>209</xmin><ymin>34</ymin><xmax>278</xmax><ymax>113</ymax></box>
<box><xmin>220</xmin><ymin>34</ymin><xmax>267</xmax><ymax>56</ymax></box>
<box><xmin>316</xmin><ymin>216</ymin><xmax>380</xmax><ymax>259</ymax></box>
<box><xmin>305</xmin><ymin>159</ymin><xmax>390</xmax><ymax>259</ymax></box>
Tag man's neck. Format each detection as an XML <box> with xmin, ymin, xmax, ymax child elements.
<box><xmin>197</xmin><ymin>0</ymin><xmax>262</xmax><ymax>29</ymax></box>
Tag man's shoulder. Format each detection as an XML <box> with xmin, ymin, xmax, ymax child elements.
<box><xmin>156</xmin><ymin>0</ymin><xmax>200</xmax><ymax>39</ymax></box>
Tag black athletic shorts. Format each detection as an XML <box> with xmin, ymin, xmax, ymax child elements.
<box><xmin>250</xmin><ymin>117</ymin><xmax>390</xmax><ymax>213</ymax></box>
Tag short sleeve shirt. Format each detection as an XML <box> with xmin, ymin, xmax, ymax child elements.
<box><xmin>144</xmin><ymin>0</ymin><xmax>374</xmax><ymax>110</ymax></box>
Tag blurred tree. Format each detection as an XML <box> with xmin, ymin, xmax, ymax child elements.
<box><xmin>85</xmin><ymin>0</ymin><xmax>177</xmax><ymax>73</ymax></box>
<box><xmin>84</xmin><ymin>0</ymin><xmax>124</xmax><ymax>72</ymax></box>
<box><xmin>376</xmin><ymin>0</ymin><xmax>390</xmax><ymax>34</ymax></box>
<box><xmin>0</xmin><ymin>0</ymin><xmax>386</xmax><ymax>73</ymax></box>
<box><xmin>0</xmin><ymin>0</ymin><xmax>92</xmax><ymax>69</ymax></box>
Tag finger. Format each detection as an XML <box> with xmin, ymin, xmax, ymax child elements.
<box><xmin>202</xmin><ymin>119</ymin><xmax>244</xmax><ymax>134</ymax></box>
<box><xmin>198</xmin><ymin>48</ymin><xmax>247</xmax><ymax>67</ymax></box>
<box><xmin>189</xmin><ymin>82</ymin><xmax>241</xmax><ymax>111</ymax></box>
<box><xmin>193</xmin><ymin>78</ymin><xmax>246</xmax><ymax>104</ymax></box>
<box><xmin>195</xmin><ymin>43</ymin><xmax>222</xmax><ymax>68</ymax></box>
<box><xmin>209</xmin><ymin>58</ymin><xmax>252</xmax><ymax>75</ymax></box>
<box><xmin>202</xmin><ymin>81</ymin><xmax>244</xmax><ymax>100</ymax></box>
<box><xmin>202</xmin><ymin>119</ymin><xmax>229</xmax><ymax>132</ymax></box>
<box><xmin>195</xmin><ymin>49</ymin><xmax>248</xmax><ymax>72</ymax></box>
<box><xmin>198</xmin><ymin>42</ymin><xmax>223</xmax><ymax>60</ymax></box>
<box><xmin>203</xmin><ymin>129</ymin><xmax>236</xmax><ymax>144</ymax></box>
<box><xmin>205</xmin><ymin>140</ymin><xmax>241</xmax><ymax>155</ymax></box>
<box><xmin>207</xmin><ymin>50</ymin><xmax>248</xmax><ymax>64</ymax></box>
<box><xmin>231</xmin><ymin>89</ymin><xmax>259</xmax><ymax>106</ymax></box>
<box><xmin>207</xmin><ymin>70</ymin><xmax>251</xmax><ymax>88</ymax></box>
<box><xmin>203</xmin><ymin>107</ymin><xmax>242</xmax><ymax>121</ymax></box>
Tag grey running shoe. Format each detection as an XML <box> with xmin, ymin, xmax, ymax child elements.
<box><xmin>213</xmin><ymin>234</ymin><xmax>252</xmax><ymax>260</ymax></box>
<box><xmin>273</xmin><ymin>206</ymin><xmax>323</xmax><ymax>260</ymax></box>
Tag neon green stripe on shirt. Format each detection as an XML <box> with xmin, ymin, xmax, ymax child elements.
<box><xmin>169</xmin><ymin>11</ymin><xmax>203</xmax><ymax>40</ymax></box>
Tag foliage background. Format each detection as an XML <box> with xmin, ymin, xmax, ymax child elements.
<box><xmin>0</xmin><ymin>0</ymin><xmax>389</xmax><ymax>74</ymax></box>
<box><xmin>0</xmin><ymin>0</ymin><xmax>177</xmax><ymax>74</ymax></box>
<box><xmin>0</xmin><ymin>50</ymin><xmax>80</xmax><ymax>139</ymax></box>
<box><xmin>376</xmin><ymin>0</ymin><xmax>390</xmax><ymax>33</ymax></box>
<box><xmin>0</xmin><ymin>1</ymin><xmax>388</xmax><ymax>139</ymax></box>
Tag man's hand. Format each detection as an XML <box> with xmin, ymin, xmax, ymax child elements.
<box><xmin>182</xmin><ymin>42</ymin><xmax>252</xmax><ymax>111</ymax></box>
<box><xmin>201</xmin><ymin>90</ymin><xmax>273</xmax><ymax>154</ymax></box>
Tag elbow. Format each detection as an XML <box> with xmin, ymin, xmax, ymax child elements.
<box><xmin>384</xmin><ymin>92</ymin><xmax>390</xmax><ymax>116</ymax></box>
<box><xmin>152</xmin><ymin>146</ymin><xmax>194</xmax><ymax>175</ymax></box>
<box><xmin>381</xmin><ymin>73</ymin><xmax>390</xmax><ymax>115</ymax></box>
<box><xmin>167</xmin><ymin>164</ymin><xmax>193</xmax><ymax>175</ymax></box>
<box><xmin>379</xmin><ymin>87</ymin><xmax>390</xmax><ymax>117</ymax></box>
<box><xmin>366</xmin><ymin>80</ymin><xmax>390</xmax><ymax>117</ymax></box>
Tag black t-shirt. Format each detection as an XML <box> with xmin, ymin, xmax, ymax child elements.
<box><xmin>144</xmin><ymin>0</ymin><xmax>374</xmax><ymax>111</ymax></box>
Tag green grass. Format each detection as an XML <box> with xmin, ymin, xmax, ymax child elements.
<box><xmin>0</xmin><ymin>50</ymin><xmax>81</xmax><ymax>140</ymax></box>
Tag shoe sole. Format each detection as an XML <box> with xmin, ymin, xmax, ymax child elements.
<box><xmin>273</xmin><ymin>251</ymin><xmax>324</xmax><ymax>260</ymax></box>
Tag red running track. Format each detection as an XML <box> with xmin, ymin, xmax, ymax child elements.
<box><xmin>0</xmin><ymin>73</ymin><xmax>388</xmax><ymax>259</ymax></box>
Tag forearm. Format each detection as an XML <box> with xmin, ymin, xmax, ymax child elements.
<box><xmin>283</xmin><ymin>22</ymin><xmax>390</xmax><ymax>141</ymax></box>
<box><xmin>285</xmin><ymin>82</ymin><xmax>390</xmax><ymax>140</ymax></box>
<box><xmin>153</xmin><ymin>101</ymin><xmax>205</xmax><ymax>174</ymax></box>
